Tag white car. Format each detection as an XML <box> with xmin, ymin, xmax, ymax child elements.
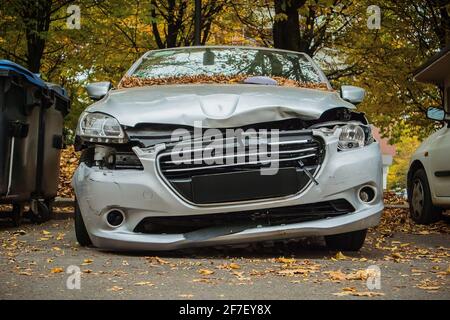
<box><xmin>73</xmin><ymin>46</ymin><xmax>383</xmax><ymax>251</ymax></box>
<box><xmin>408</xmin><ymin>47</ymin><xmax>450</xmax><ymax>224</ymax></box>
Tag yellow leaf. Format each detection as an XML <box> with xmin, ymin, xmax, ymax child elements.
<box><xmin>342</xmin><ymin>287</ymin><xmax>357</xmax><ymax>292</ymax></box>
<box><xmin>335</xmin><ymin>252</ymin><xmax>347</xmax><ymax>260</ymax></box>
<box><xmin>108</xmin><ymin>286</ymin><xmax>123</xmax><ymax>292</ymax></box>
<box><xmin>278</xmin><ymin>268</ymin><xmax>310</xmax><ymax>276</ymax></box>
<box><xmin>327</xmin><ymin>270</ymin><xmax>347</xmax><ymax>281</ymax></box>
<box><xmin>392</xmin><ymin>252</ymin><xmax>403</xmax><ymax>259</ymax></box>
<box><xmin>352</xmin><ymin>291</ymin><xmax>385</xmax><ymax>297</ymax></box>
<box><xmin>134</xmin><ymin>281</ymin><xmax>154</xmax><ymax>286</ymax></box>
<box><xmin>51</xmin><ymin>267</ymin><xmax>64</xmax><ymax>274</ymax></box>
<box><xmin>193</xmin><ymin>278</ymin><xmax>215</xmax><ymax>284</ymax></box>
<box><xmin>346</xmin><ymin>270</ymin><xmax>370</xmax><ymax>280</ymax></box>
<box><xmin>334</xmin><ymin>290</ymin><xmax>384</xmax><ymax>297</ymax></box>
<box><xmin>146</xmin><ymin>256</ymin><xmax>169</xmax><ymax>265</ymax></box>
<box><xmin>198</xmin><ymin>269</ymin><xmax>214</xmax><ymax>276</ymax></box>
<box><xmin>275</xmin><ymin>257</ymin><xmax>296</xmax><ymax>264</ymax></box>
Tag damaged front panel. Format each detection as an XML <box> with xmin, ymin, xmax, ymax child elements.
<box><xmin>86</xmin><ymin>84</ymin><xmax>356</xmax><ymax>128</ymax></box>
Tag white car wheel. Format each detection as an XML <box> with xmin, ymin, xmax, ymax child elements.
<box><xmin>408</xmin><ymin>169</ymin><xmax>442</xmax><ymax>224</ymax></box>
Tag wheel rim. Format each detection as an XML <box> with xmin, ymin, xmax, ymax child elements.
<box><xmin>411</xmin><ymin>179</ymin><xmax>425</xmax><ymax>219</ymax></box>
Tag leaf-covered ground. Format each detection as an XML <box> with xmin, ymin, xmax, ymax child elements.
<box><xmin>0</xmin><ymin>207</ymin><xmax>448</xmax><ymax>299</ymax></box>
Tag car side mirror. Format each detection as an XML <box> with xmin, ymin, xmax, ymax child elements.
<box><xmin>86</xmin><ymin>82</ymin><xmax>112</xmax><ymax>101</ymax></box>
<box><xmin>340</xmin><ymin>85</ymin><xmax>366</xmax><ymax>105</ymax></box>
<box><xmin>426</xmin><ymin>106</ymin><xmax>447</xmax><ymax>121</ymax></box>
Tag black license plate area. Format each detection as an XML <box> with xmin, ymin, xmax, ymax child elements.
<box><xmin>192</xmin><ymin>168</ymin><xmax>299</xmax><ymax>204</ymax></box>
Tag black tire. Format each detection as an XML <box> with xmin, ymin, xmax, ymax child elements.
<box><xmin>408</xmin><ymin>169</ymin><xmax>442</xmax><ymax>224</ymax></box>
<box><xmin>30</xmin><ymin>200</ymin><xmax>51</xmax><ymax>223</ymax></box>
<box><xmin>75</xmin><ymin>199</ymin><xmax>92</xmax><ymax>247</ymax></box>
<box><xmin>325</xmin><ymin>229</ymin><xmax>367</xmax><ymax>251</ymax></box>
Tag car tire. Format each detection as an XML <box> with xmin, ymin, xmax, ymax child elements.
<box><xmin>325</xmin><ymin>229</ymin><xmax>367</xmax><ymax>251</ymax></box>
<box><xmin>409</xmin><ymin>169</ymin><xmax>442</xmax><ymax>224</ymax></box>
<box><xmin>75</xmin><ymin>199</ymin><xmax>92</xmax><ymax>247</ymax></box>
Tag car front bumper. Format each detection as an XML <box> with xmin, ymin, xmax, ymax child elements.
<box><xmin>72</xmin><ymin>133</ymin><xmax>384</xmax><ymax>251</ymax></box>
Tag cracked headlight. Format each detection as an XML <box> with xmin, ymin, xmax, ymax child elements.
<box><xmin>77</xmin><ymin>112</ymin><xmax>126</xmax><ymax>143</ymax></box>
<box><xmin>338</xmin><ymin>124</ymin><xmax>366</xmax><ymax>150</ymax></box>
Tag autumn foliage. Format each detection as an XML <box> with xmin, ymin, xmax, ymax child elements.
<box><xmin>57</xmin><ymin>146</ymin><xmax>79</xmax><ymax>199</ymax></box>
<box><xmin>119</xmin><ymin>75</ymin><xmax>331</xmax><ymax>90</ymax></box>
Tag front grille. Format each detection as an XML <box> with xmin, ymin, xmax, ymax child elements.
<box><xmin>134</xmin><ymin>199</ymin><xmax>354</xmax><ymax>234</ymax></box>
<box><xmin>158</xmin><ymin>129</ymin><xmax>324</xmax><ymax>203</ymax></box>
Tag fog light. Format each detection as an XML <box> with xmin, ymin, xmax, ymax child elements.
<box><xmin>359</xmin><ymin>186</ymin><xmax>376</xmax><ymax>203</ymax></box>
<box><xmin>106</xmin><ymin>209</ymin><xmax>125</xmax><ymax>227</ymax></box>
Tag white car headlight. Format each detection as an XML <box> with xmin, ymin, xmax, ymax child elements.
<box><xmin>338</xmin><ymin>124</ymin><xmax>366</xmax><ymax>150</ymax></box>
<box><xmin>77</xmin><ymin>112</ymin><xmax>126</xmax><ymax>143</ymax></box>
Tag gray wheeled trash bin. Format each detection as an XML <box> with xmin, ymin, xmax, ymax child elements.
<box><xmin>34</xmin><ymin>83</ymin><xmax>70</xmax><ymax>217</ymax></box>
<box><xmin>0</xmin><ymin>60</ymin><xmax>70</xmax><ymax>225</ymax></box>
<box><xmin>0</xmin><ymin>60</ymin><xmax>46</xmax><ymax>225</ymax></box>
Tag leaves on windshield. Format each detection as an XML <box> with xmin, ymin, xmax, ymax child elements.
<box><xmin>119</xmin><ymin>75</ymin><xmax>331</xmax><ymax>91</ymax></box>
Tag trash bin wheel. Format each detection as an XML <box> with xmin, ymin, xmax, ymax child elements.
<box><xmin>30</xmin><ymin>200</ymin><xmax>51</xmax><ymax>223</ymax></box>
<box><xmin>11</xmin><ymin>203</ymin><xmax>24</xmax><ymax>227</ymax></box>
<box><xmin>75</xmin><ymin>198</ymin><xmax>92</xmax><ymax>247</ymax></box>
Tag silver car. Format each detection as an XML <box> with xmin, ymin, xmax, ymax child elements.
<box><xmin>73</xmin><ymin>46</ymin><xmax>383</xmax><ymax>251</ymax></box>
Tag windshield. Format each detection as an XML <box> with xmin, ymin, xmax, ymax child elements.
<box><xmin>122</xmin><ymin>47</ymin><xmax>328</xmax><ymax>89</ymax></box>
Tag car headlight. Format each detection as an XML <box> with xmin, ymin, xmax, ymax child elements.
<box><xmin>77</xmin><ymin>112</ymin><xmax>126</xmax><ymax>143</ymax></box>
<box><xmin>338</xmin><ymin>124</ymin><xmax>366</xmax><ymax>150</ymax></box>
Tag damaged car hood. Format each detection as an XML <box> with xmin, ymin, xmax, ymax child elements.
<box><xmin>87</xmin><ymin>84</ymin><xmax>355</xmax><ymax>128</ymax></box>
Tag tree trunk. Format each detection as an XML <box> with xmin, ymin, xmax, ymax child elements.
<box><xmin>272</xmin><ymin>0</ymin><xmax>305</xmax><ymax>52</ymax></box>
<box><xmin>20</xmin><ymin>0</ymin><xmax>53</xmax><ymax>73</ymax></box>
<box><xmin>439</xmin><ymin>5</ymin><xmax>450</xmax><ymax>48</ymax></box>
<box><xmin>166</xmin><ymin>0</ymin><xmax>178</xmax><ymax>47</ymax></box>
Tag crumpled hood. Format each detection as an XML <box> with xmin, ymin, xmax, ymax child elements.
<box><xmin>87</xmin><ymin>84</ymin><xmax>355</xmax><ymax>128</ymax></box>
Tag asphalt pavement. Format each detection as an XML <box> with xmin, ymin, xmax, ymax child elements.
<box><xmin>0</xmin><ymin>210</ymin><xmax>448</xmax><ymax>300</ymax></box>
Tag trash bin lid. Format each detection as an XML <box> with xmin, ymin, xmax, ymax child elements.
<box><xmin>46</xmin><ymin>82</ymin><xmax>68</xmax><ymax>98</ymax></box>
<box><xmin>45</xmin><ymin>82</ymin><xmax>71</xmax><ymax>116</ymax></box>
<box><xmin>0</xmin><ymin>59</ymin><xmax>46</xmax><ymax>89</ymax></box>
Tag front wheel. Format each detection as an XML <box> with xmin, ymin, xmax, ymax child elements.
<box><xmin>325</xmin><ymin>229</ymin><xmax>367</xmax><ymax>251</ymax></box>
<box><xmin>409</xmin><ymin>169</ymin><xmax>442</xmax><ymax>224</ymax></box>
<box><xmin>75</xmin><ymin>199</ymin><xmax>92</xmax><ymax>247</ymax></box>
